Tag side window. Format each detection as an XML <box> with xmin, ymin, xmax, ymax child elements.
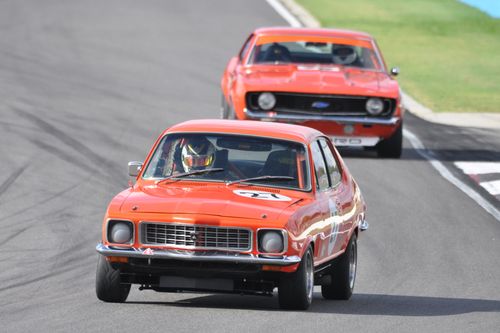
<box><xmin>310</xmin><ymin>141</ymin><xmax>329</xmax><ymax>190</ymax></box>
<box><xmin>239</xmin><ymin>34</ymin><xmax>254</xmax><ymax>61</ymax></box>
<box><xmin>319</xmin><ymin>138</ymin><xmax>342</xmax><ymax>186</ymax></box>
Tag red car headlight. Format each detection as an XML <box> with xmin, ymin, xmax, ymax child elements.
<box><xmin>107</xmin><ymin>220</ymin><xmax>134</xmax><ymax>244</ymax></box>
<box><xmin>366</xmin><ymin>97</ymin><xmax>384</xmax><ymax>115</ymax></box>
<box><xmin>258</xmin><ymin>92</ymin><xmax>276</xmax><ymax>110</ymax></box>
<box><xmin>258</xmin><ymin>229</ymin><xmax>285</xmax><ymax>253</ymax></box>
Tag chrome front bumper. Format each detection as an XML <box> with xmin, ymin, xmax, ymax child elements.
<box><xmin>96</xmin><ymin>243</ymin><xmax>301</xmax><ymax>266</ymax></box>
<box><xmin>243</xmin><ymin>108</ymin><xmax>400</xmax><ymax>126</ymax></box>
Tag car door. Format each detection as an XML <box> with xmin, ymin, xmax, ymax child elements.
<box><xmin>309</xmin><ymin>139</ymin><xmax>335</xmax><ymax>263</ymax></box>
<box><xmin>318</xmin><ymin>138</ymin><xmax>354</xmax><ymax>256</ymax></box>
<box><xmin>311</xmin><ymin>138</ymin><xmax>351</xmax><ymax>261</ymax></box>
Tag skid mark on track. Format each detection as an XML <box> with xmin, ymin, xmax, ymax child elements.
<box><xmin>28</xmin><ymin>138</ymin><xmax>100</xmax><ymax>176</ymax></box>
<box><xmin>14</xmin><ymin>107</ymin><xmax>107</xmax><ymax>164</ymax></box>
<box><xmin>0</xmin><ymin>164</ymin><xmax>28</xmax><ymax>197</ymax></box>
<box><xmin>0</xmin><ymin>206</ymin><xmax>74</xmax><ymax>245</ymax></box>
<box><xmin>0</xmin><ymin>178</ymin><xmax>87</xmax><ymax>224</ymax></box>
<box><xmin>0</xmin><ymin>226</ymin><xmax>30</xmax><ymax>245</ymax></box>
<box><xmin>13</xmin><ymin>107</ymin><xmax>122</xmax><ymax>175</ymax></box>
<box><xmin>0</xmin><ymin>260</ymin><xmax>89</xmax><ymax>294</ymax></box>
<box><xmin>0</xmin><ymin>242</ymin><xmax>95</xmax><ymax>294</ymax></box>
<box><xmin>13</xmin><ymin>106</ymin><xmax>124</xmax><ymax>185</ymax></box>
<box><xmin>0</xmin><ymin>119</ymin><xmax>38</xmax><ymax>133</ymax></box>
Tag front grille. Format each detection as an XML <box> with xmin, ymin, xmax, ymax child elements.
<box><xmin>247</xmin><ymin>92</ymin><xmax>395</xmax><ymax>117</ymax></box>
<box><xmin>141</xmin><ymin>223</ymin><xmax>251</xmax><ymax>251</ymax></box>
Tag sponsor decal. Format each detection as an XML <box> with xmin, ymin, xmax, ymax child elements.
<box><xmin>312</xmin><ymin>101</ymin><xmax>330</xmax><ymax>109</ymax></box>
<box><xmin>233</xmin><ymin>189</ymin><xmax>292</xmax><ymax>201</ymax></box>
<box><xmin>321</xmin><ymin>199</ymin><xmax>340</xmax><ymax>257</ymax></box>
<box><xmin>327</xmin><ymin>199</ymin><xmax>340</xmax><ymax>255</ymax></box>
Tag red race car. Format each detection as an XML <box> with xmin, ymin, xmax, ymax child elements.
<box><xmin>221</xmin><ymin>27</ymin><xmax>403</xmax><ymax>158</ymax></box>
<box><xmin>96</xmin><ymin>119</ymin><xmax>367</xmax><ymax>310</ymax></box>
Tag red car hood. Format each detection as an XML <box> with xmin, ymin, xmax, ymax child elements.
<box><xmin>121</xmin><ymin>183</ymin><xmax>303</xmax><ymax>220</ymax></box>
<box><xmin>241</xmin><ymin>64</ymin><xmax>398</xmax><ymax>97</ymax></box>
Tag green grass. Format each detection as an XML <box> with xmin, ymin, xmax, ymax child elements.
<box><xmin>296</xmin><ymin>0</ymin><xmax>500</xmax><ymax>112</ymax></box>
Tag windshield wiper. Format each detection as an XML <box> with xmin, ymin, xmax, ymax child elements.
<box><xmin>156</xmin><ymin>168</ymin><xmax>224</xmax><ymax>185</ymax></box>
<box><xmin>226</xmin><ymin>175</ymin><xmax>295</xmax><ymax>186</ymax></box>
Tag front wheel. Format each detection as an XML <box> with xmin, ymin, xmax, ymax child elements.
<box><xmin>220</xmin><ymin>94</ymin><xmax>236</xmax><ymax>119</ymax></box>
<box><xmin>321</xmin><ymin>233</ymin><xmax>357</xmax><ymax>300</ymax></box>
<box><xmin>96</xmin><ymin>255</ymin><xmax>130</xmax><ymax>303</ymax></box>
<box><xmin>376</xmin><ymin>122</ymin><xmax>403</xmax><ymax>158</ymax></box>
<box><xmin>278</xmin><ymin>246</ymin><xmax>314</xmax><ymax>310</ymax></box>
<box><xmin>220</xmin><ymin>94</ymin><xmax>229</xmax><ymax>119</ymax></box>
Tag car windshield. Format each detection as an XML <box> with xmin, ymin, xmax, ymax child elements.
<box><xmin>142</xmin><ymin>133</ymin><xmax>310</xmax><ymax>191</ymax></box>
<box><xmin>249</xmin><ymin>40</ymin><xmax>382</xmax><ymax>70</ymax></box>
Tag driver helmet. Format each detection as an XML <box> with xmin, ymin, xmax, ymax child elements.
<box><xmin>180</xmin><ymin>136</ymin><xmax>216</xmax><ymax>172</ymax></box>
<box><xmin>332</xmin><ymin>44</ymin><xmax>358</xmax><ymax>65</ymax></box>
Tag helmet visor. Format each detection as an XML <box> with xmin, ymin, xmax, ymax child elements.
<box><xmin>182</xmin><ymin>154</ymin><xmax>214</xmax><ymax>168</ymax></box>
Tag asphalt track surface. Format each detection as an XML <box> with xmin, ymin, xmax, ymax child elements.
<box><xmin>1</xmin><ymin>1</ymin><xmax>499</xmax><ymax>332</ymax></box>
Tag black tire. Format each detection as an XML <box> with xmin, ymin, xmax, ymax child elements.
<box><xmin>96</xmin><ymin>255</ymin><xmax>130</xmax><ymax>303</ymax></box>
<box><xmin>220</xmin><ymin>94</ymin><xmax>237</xmax><ymax>120</ymax></box>
<box><xmin>321</xmin><ymin>234</ymin><xmax>357</xmax><ymax>300</ymax></box>
<box><xmin>220</xmin><ymin>94</ymin><xmax>230</xmax><ymax>119</ymax></box>
<box><xmin>278</xmin><ymin>246</ymin><xmax>314</xmax><ymax>310</ymax></box>
<box><xmin>376</xmin><ymin>122</ymin><xmax>403</xmax><ymax>158</ymax></box>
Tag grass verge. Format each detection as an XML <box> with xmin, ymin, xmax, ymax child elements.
<box><xmin>296</xmin><ymin>0</ymin><xmax>500</xmax><ymax>113</ymax></box>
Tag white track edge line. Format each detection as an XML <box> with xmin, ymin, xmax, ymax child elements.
<box><xmin>404</xmin><ymin>129</ymin><xmax>500</xmax><ymax>222</ymax></box>
<box><xmin>266</xmin><ymin>0</ymin><xmax>303</xmax><ymax>27</ymax></box>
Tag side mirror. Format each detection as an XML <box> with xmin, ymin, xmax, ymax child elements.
<box><xmin>128</xmin><ymin>161</ymin><xmax>143</xmax><ymax>177</ymax></box>
<box><xmin>390</xmin><ymin>67</ymin><xmax>400</xmax><ymax>76</ymax></box>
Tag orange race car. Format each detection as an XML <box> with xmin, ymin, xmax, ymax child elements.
<box><xmin>96</xmin><ymin>119</ymin><xmax>367</xmax><ymax>310</ymax></box>
<box><xmin>221</xmin><ymin>27</ymin><xmax>403</xmax><ymax>158</ymax></box>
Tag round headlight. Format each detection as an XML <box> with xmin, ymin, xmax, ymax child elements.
<box><xmin>366</xmin><ymin>98</ymin><xmax>384</xmax><ymax>115</ymax></box>
<box><xmin>260</xmin><ymin>231</ymin><xmax>284</xmax><ymax>253</ymax></box>
<box><xmin>110</xmin><ymin>222</ymin><xmax>132</xmax><ymax>244</ymax></box>
<box><xmin>258</xmin><ymin>92</ymin><xmax>276</xmax><ymax>110</ymax></box>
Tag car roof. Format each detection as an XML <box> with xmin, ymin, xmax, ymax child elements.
<box><xmin>164</xmin><ymin>119</ymin><xmax>323</xmax><ymax>144</ymax></box>
<box><xmin>253</xmin><ymin>27</ymin><xmax>373</xmax><ymax>41</ymax></box>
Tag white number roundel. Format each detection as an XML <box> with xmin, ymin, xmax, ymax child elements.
<box><xmin>233</xmin><ymin>190</ymin><xmax>292</xmax><ymax>201</ymax></box>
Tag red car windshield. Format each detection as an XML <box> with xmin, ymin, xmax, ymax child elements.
<box><xmin>249</xmin><ymin>41</ymin><xmax>382</xmax><ymax>70</ymax></box>
<box><xmin>142</xmin><ymin>133</ymin><xmax>311</xmax><ymax>191</ymax></box>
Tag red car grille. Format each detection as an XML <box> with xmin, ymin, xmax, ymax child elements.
<box><xmin>140</xmin><ymin>223</ymin><xmax>252</xmax><ymax>251</ymax></box>
<box><xmin>247</xmin><ymin>92</ymin><xmax>394</xmax><ymax>117</ymax></box>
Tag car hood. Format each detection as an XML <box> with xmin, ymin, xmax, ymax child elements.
<box><xmin>121</xmin><ymin>183</ymin><xmax>304</xmax><ymax>220</ymax></box>
<box><xmin>241</xmin><ymin>64</ymin><xmax>398</xmax><ymax>96</ymax></box>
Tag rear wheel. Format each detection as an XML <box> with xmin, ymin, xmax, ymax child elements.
<box><xmin>278</xmin><ymin>246</ymin><xmax>314</xmax><ymax>310</ymax></box>
<box><xmin>376</xmin><ymin>122</ymin><xmax>402</xmax><ymax>158</ymax></box>
<box><xmin>321</xmin><ymin>234</ymin><xmax>357</xmax><ymax>300</ymax></box>
<box><xmin>95</xmin><ymin>255</ymin><xmax>130</xmax><ymax>303</ymax></box>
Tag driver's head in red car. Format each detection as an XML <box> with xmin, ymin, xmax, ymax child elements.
<box><xmin>180</xmin><ymin>136</ymin><xmax>216</xmax><ymax>172</ymax></box>
<box><xmin>332</xmin><ymin>44</ymin><xmax>358</xmax><ymax>65</ymax></box>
